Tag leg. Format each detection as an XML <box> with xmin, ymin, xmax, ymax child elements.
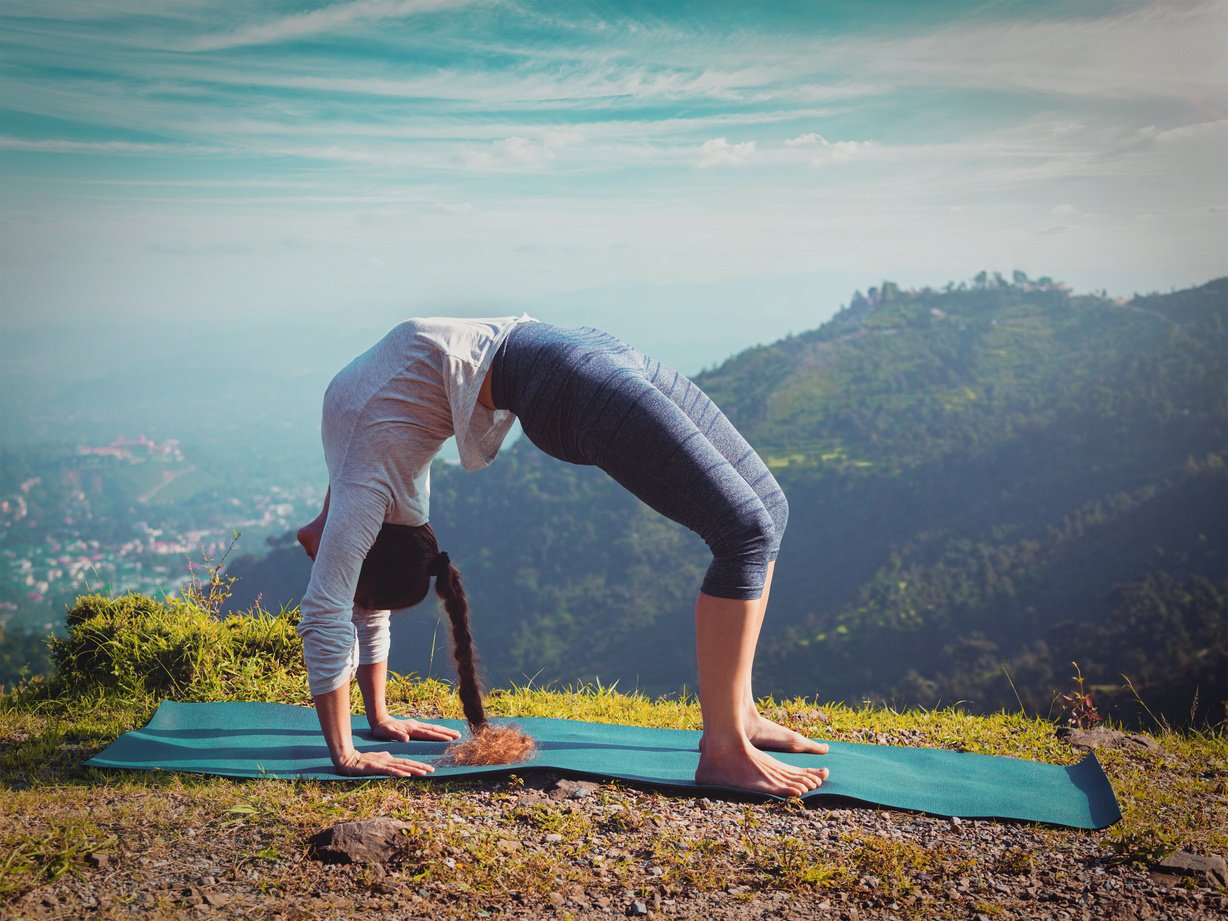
<box><xmin>694</xmin><ymin>592</ymin><xmax>829</xmax><ymax>796</ymax></box>
<box><xmin>494</xmin><ymin>327</ymin><xmax>828</xmax><ymax>793</ymax></box>
<box><xmin>585</xmin><ymin>383</ymin><xmax>827</xmax><ymax>791</ymax></box>
<box><xmin>738</xmin><ymin>562</ymin><xmax>828</xmax><ymax>755</ymax></box>
<box><xmin>641</xmin><ymin>363</ymin><xmax>824</xmax><ymax>754</ymax></box>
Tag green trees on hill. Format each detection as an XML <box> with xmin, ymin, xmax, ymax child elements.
<box><xmin>224</xmin><ymin>275</ymin><xmax>1227</xmax><ymax>728</ymax></box>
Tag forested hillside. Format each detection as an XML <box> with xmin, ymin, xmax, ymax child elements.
<box><xmin>227</xmin><ymin>275</ymin><xmax>1227</xmax><ymax>727</ymax></box>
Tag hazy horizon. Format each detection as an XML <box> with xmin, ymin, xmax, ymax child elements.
<box><xmin>2</xmin><ymin>0</ymin><xmax>1225</xmax><ymax>369</ymax></box>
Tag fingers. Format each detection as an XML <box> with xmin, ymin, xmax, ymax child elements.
<box><xmin>415</xmin><ymin>727</ymin><xmax>463</xmax><ymax>741</ymax></box>
<box><xmin>340</xmin><ymin>750</ymin><xmax>435</xmax><ymax>777</ymax></box>
<box><xmin>375</xmin><ymin>718</ymin><xmax>462</xmax><ymax>742</ymax></box>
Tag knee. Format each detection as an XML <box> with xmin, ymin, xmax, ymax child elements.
<box><xmin>701</xmin><ymin>504</ymin><xmax>775</xmax><ymax>600</ymax></box>
<box><xmin>712</xmin><ymin>502</ymin><xmax>776</xmax><ymax>563</ymax></box>
<box><xmin>768</xmin><ymin>491</ymin><xmax>788</xmax><ymax>544</ymax></box>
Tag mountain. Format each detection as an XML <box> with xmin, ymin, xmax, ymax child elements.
<box><xmin>225</xmin><ymin>276</ymin><xmax>1228</xmax><ymax>727</ymax></box>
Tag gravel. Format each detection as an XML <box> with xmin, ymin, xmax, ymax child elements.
<box><xmin>6</xmin><ymin>772</ymin><xmax>1226</xmax><ymax>920</ymax></box>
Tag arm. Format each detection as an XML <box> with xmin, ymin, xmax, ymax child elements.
<box><xmin>356</xmin><ymin>660</ymin><xmax>460</xmax><ymax>744</ymax></box>
<box><xmin>298</xmin><ymin>483</ymin><xmax>438</xmax><ymax>774</ymax></box>
<box><xmin>314</xmin><ymin>681</ymin><xmax>436</xmax><ymax>776</ymax></box>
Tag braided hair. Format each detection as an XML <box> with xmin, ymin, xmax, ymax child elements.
<box><xmin>426</xmin><ymin>549</ymin><xmax>486</xmax><ymax>731</ymax></box>
<box><xmin>355</xmin><ymin>523</ymin><xmax>533</xmax><ymax>762</ymax></box>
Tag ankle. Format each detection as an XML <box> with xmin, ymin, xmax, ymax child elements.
<box><xmin>699</xmin><ymin>729</ymin><xmax>754</xmax><ymax>757</ymax></box>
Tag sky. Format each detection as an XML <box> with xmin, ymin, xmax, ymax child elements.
<box><xmin>1</xmin><ymin>0</ymin><xmax>1226</xmax><ymax>375</ymax></box>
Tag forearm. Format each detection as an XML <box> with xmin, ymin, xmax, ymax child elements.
<box><xmin>356</xmin><ymin>660</ymin><xmax>389</xmax><ymax>727</ymax></box>
<box><xmin>314</xmin><ymin>683</ymin><xmax>358</xmax><ymax>769</ymax></box>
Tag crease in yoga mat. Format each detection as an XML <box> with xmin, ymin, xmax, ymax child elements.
<box><xmin>85</xmin><ymin>701</ymin><xmax>1121</xmax><ymax>830</ymax></box>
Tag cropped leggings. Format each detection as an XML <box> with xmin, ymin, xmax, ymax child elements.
<box><xmin>491</xmin><ymin>322</ymin><xmax>788</xmax><ymax>601</ymax></box>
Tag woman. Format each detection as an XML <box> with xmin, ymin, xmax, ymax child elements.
<box><xmin>296</xmin><ymin>316</ymin><xmax>829</xmax><ymax>797</ymax></box>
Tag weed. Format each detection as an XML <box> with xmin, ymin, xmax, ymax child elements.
<box><xmin>993</xmin><ymin>847</ymin><xmax>1037</xmax><ymax>875</ymax></box>
<box><xmin>180</xmin><ymin>530</ymin><xmax>243</xmax><ymax>616</ymax></box>
<box><xmin>749</xmin><ymin>835</ymin><xmax>847</xmax><ymax>890</ymax></box>
<box><xmin>39</xmin><ymin>592</ymin><xmax>308</xmax><ymax>705</ymax></box>
<box><xmin>0</xmin><ymin>822</ymin><xmax>115</xmax><ymax>899</ymax></box>
<box><xmin>1058</xmin><ymin>662</ymin><xmax>1102</xmax><ymax>730</ymax></box>
<box><xmin>1106</xmin><ymin>826</ymin><xmax>1181</xmax><ymax>865</ymax></box>
<box><xmin>1122</xmin><ymin>672</ymin><xmax>1169</xmax><ymax>733</ymax></box>
<box><xmin>971</xmin><ymin>900</ymin><xmax>1007</xmax><ymax>917</ymax></box>
<box><xmin>845</xmin><ymin>833</ymin><xmax>939</xmax><ymax>898</ymax></box>
<box><xmin>511</xmin><ymin>803</ymin><xmax>592</xmax><ymax>839</ymax></box>
<box><xmin>601</xmin><ymin>804</ymin><xmax>646</xmax><ymax>833</ymax></box>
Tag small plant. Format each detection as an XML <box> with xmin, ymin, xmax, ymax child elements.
<box><xmin>1107</xmin><ymin>826</ymin><xmax>1180</xmax><ymax>865</ymax></box>
<box><xmin>1058</xmin><ymin>661</ymin><xmax>1102</xmax><ymax>729</ymax></box>
<box><xmin>181</xmin><ymin>530</ymin><xmax>243</xmax><ymax>616</ymax></box>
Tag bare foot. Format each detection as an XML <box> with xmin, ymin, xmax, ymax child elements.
<box><xmin>746</xmin><ymin>711</ymin><xmax>829</xmax><ymax>755</ymax></box>
<box><xmin>699</xmin><ymin>711</ymin><xmax>830</xmax><ymax>755</ymax></box>
<box><xmin>696</xmin><ymin>736</ymin><xmax>829</xmax><ymax>798</ymax></box>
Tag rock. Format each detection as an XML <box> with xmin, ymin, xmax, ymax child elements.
<box><xmin>307</xmin><ymin>817</ymin><xmax>413</xmax><ymax>865</ymax></box>
<box><xmin>1056</xmin><ymin>726</ymin><xmax>1166</xmax><ymax>756</ymax></box>
<box><xmin>202</xmin><ymin>890</ymin><xmax>231</xmax><ymax>907</ymax></box>
<box><xmin>628</xmin><ymin>899</ymin><xmax>649</xmax><ymax>916</ymax></box>
<box><xmin>547</xmin><ymin>778</ymin><xmax>599</xmax><ymax>800</ymax></box>
<box><xmin>1150</xmin><ymin>851</ymin><xmax>1228</xmax><ymax>888</ymax></box>
<box><xmin>544</xmin><ymin>833</ymin><xmax>563</xmax><ymax>844</ymax></box>
<box><xmin>83</xmin><ymin>851</ymin><xmax>111</xmax><ymax>869</ymax></box>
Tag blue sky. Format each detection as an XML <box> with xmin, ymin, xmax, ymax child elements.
<box><xmin>1</xmin><ymin>0</ymin><xmax>1226</xmax><ymax>372</ymax></box>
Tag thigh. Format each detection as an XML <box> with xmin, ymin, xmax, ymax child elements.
<box><xmin>583</xmin><ymin>373</ymin><xmax>769</xmax><ymax>551</ymax></box>
<box><xmin>639</xmin><ymin>357</ymin><xmax>785</xmax><ymax>525</ymax></box>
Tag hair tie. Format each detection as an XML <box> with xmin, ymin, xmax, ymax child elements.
<box><xmin>428</xmin><ymin>551</ymin><xmax>451</xmax><ymax>578</ymax></box>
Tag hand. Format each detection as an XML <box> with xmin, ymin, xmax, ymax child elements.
<box><xmin>334</xmin><ymin>748</ymin><xmax>435</xmax><ymax>777</ymax></box>
<box><xmin>369</xmin><ymin>715</ymin><xmax>462</xmax><ymax>744</ymax></box>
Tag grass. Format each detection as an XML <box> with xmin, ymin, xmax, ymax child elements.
<box><xmin>1</xmin><ymin>593</ymin><xmax>1226</xmax><ymax>917</ymax></box>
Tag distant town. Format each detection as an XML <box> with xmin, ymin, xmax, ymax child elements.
<box><xmin>0</xmin><ymin>435</ymin><xmax>322</xmax><ymax>633</ymax></box>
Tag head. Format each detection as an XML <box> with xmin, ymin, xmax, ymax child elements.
<box><xmin>354</xmin><ymin>522</ymin><xmax>439</xmax><ymax>611</ymax></box>
<box><xmin>354</xmin><ymin>522</ymin><xmax>487</xmax><ymax>733</ymax></box>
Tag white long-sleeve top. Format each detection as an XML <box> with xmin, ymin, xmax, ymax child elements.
<box><xmin>298</xmin><ymin>315</ymin><xmax>533</xmax><ymax>696</ymax></box>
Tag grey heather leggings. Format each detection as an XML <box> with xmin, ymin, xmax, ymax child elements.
<box><xmin>491</xmin><ymin>322</ymin><xmax>788</xmax><ymax>600</ymax></box>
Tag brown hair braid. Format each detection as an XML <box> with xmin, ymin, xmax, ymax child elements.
<box><xmin>431</xmin><ymin>555</ymin><xmax>486</xmax><ymax>731</ymax></box>
<box><xmin>355</xmin><ymin>522</ymin><xmax>534</xmax><ymax>765</ymax></box>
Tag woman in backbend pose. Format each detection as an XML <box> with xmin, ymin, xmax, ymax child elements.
<box><xmin>295</xmin><ymin>316</ymin><xmax>829</xmax><ymax>797</ymax></box>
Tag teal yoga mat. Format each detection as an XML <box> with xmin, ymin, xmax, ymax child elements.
<box><xmin>85</xmin><ymin>701</ymin><xmax>1120</xmax><ymax>829</ymax></box>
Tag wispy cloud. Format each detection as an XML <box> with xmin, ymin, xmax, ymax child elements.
<box><xmin>0</xmin><ymin>137</ymin><xmax>224</xmax><ymax>155</ymax></box>
<box><xmin>783</xmin><ymin>132</ymin><xmax>878</xmax><ymax>165</ymax></box>
<box><xmin>697</xmin><ymin>137</ymin><xmax>757</xmax><ymax>168</ymax></box>
<box><xmin>185</xmin><ymin>0</ymin><xmax>480</xmax><ymax>52</ymax></box>
<box><xmin>2</xmin><ymin>0</ymin><xmax>1223</xmax><ymax>329</ymax></box>
<box><xmin>837</xmin><ymin>1</ymin><xmax>1228</xmax><ymax>105</ymax></box>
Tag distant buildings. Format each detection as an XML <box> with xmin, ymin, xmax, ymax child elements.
<box><xmin>76</xmin><ymin>434</ymin><xmax>184</xmax><ymax>462</ymax></box>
